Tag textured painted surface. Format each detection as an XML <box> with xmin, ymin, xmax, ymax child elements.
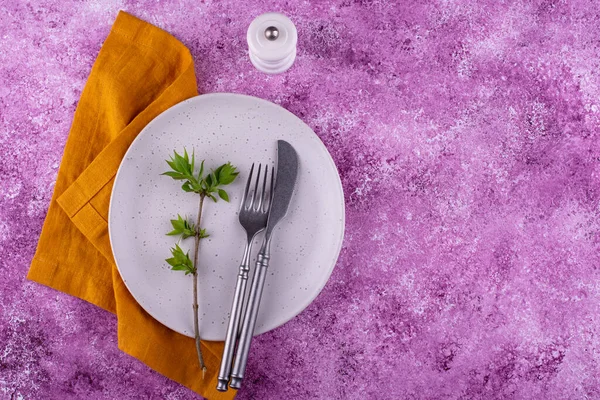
<box><xmin>2</xmin><ymin>0</ymin><xmax>600</xmax><ymax>399</ymax></box>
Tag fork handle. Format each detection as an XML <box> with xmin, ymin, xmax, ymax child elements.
<box><xmin>217</xmin><ymin>260</ymin><xmax>252</xmax><ymax>391</ymax></box>
<box><xmin>229</xmin><ymin>252</ymin><xmax>270</xmax><ymax>389</ymax></box>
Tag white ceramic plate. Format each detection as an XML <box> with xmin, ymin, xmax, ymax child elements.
<box><xmin>109</xmin><ymin>93</ymin><xmax>345</xmax><ymax>340</ymax></box>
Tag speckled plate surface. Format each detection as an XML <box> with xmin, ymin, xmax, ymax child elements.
<box><xmin>108</xmin><ymin>93</ymin><xmax>345</xmax><ymax>340</ymax></box>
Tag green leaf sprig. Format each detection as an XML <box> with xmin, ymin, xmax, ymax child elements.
<box><xmin>165</xmin><ymin>243</ymin><xmax>195</xmax><ymax>275</ymax></box>
<box><xmin>162</xmin><ymin>149</ymin><xmax>238</xmax><ymax>201</ymax></box>
<box><xmin>167</xmin><ymin>214</ymin><xmax>207</xmax><ymax>240</ymax></box>
<box><xmin>162</xmin><ymin>147</ymin><xmax>238</xmax><ymax>377</ymax></box>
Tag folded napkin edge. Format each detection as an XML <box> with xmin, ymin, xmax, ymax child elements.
<box><xmin>27</xmin><ymin>256</ymin><xmax>117</xmax><ymax>314</ymax></box>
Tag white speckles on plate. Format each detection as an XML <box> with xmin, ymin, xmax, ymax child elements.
<box><xmin>108</xmin><ymin>93</ymin><xmax>345</xmax><ymax>341</ymax></box>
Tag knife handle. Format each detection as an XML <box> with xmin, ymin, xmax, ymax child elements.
<box><xmin>217</xmin><ymin>255</ymin><xmax>252</xmax><ymax>391</ymax></box>
<box><xmin>229</xmin><ymin>251</ymin><xmax>270</xmax><ymax>389</ymax></box>
<box><xmin>217</xmin><ymin>236</ymin><xmax>253</xmax><ymax>392</ymax></box>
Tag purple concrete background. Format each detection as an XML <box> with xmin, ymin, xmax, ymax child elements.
<box><xmin>2</xmin><ymin>0</ymin><xmax>600</xmax><ymax>399</ymax></box>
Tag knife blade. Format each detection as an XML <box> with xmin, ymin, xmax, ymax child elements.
<box><xmin>264</xmin><ymin>139</ymin><xmax>299</xmax><ymax>238</ymax></box>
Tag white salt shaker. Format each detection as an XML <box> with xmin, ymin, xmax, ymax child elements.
<box><xmin>247</xmin><ymin>12</ymin><xmax>297</xmax><ymax>74</ymax></box>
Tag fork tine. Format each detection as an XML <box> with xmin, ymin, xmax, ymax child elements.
<box><xmin>269</xmin><ymin>166</ymin><xmax>275</xmax><ymax>205</ymax></box>
<box><xmin>257</xmin><ymin>164</ymin><xmax>268</xmax><ymax>211</ymax></box>
<box><xmin>252</xmin><ymin>164</ymin><xmax>262</xmax><ymax>210</ymax></box>
<box><xmin>243</xmin><ymin>163</ymin><xmax>255</xmax><ymax>210</ymax></box>
<box><xmin>260</xmin><ymin>166</ymin><xmax>269</xmax><ymax>212</ymax></box>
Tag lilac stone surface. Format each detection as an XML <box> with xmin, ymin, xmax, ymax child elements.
<box><xmin>2</xmin><ymin>0</ymin><xmax>600</xmax><ymax>399</ymax></box>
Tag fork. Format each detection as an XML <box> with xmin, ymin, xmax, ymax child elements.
<box><xmin>217</xmin><ymin>163</ymin><xmax>273</xmax><ymax>392</ymax></box>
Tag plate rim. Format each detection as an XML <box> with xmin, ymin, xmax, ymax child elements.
<box><xmin>108</xmin><ymin>92</ymin><xmax>346</xmax><ymax>339</ymax></box>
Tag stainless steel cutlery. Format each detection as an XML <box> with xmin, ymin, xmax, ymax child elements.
<box><xmin>217</xmin><ymin>163</ymin><xmax>273</xmax><ymax>391</ymax></box>
<box><xmin>218</xmin><ymin>140</ymin><xmax>299</xmax><ymax>392</ymax></box>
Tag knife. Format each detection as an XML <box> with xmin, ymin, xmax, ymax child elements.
<box><xmin>229</xmin><ymin>140</ymin><xmax>299</xmax><ymax>390</ymax></box>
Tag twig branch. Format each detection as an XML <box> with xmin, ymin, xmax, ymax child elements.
<box><xmin>192</xmin><ymin>194</ymin><xmax>207</xmax><ymax>378</ymax></box>
<box><xmin>163</xmin><ymin>149</ymin><xmax>239</xmax><ymax>380</ymax></box>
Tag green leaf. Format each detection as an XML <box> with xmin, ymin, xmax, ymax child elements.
<box><xmin>192</xmin><ymin>180</ymin><xmax>204</xmax><ymax>192</ymax></box>
<box><xmin>181</xmin><ymin>231</ymin><xmax>195</xmax><ymax>240</ymax></box>
<box><xmin>166</xmin><ymin>159</ymin><xmax>178</xmax><ymax>171</ymax></box>
<box><xmin>217</xmin><ymin>163</ymin><xmax>239</xmax><ymax>185</ymax></box>
<box><xmin>208</xmin><ymin>193</ymin><xmax>217</xmax><ymax>202</ymax></box>
<box><xmin>167</xmin><ymin>221</ymin><xmax>182</xmax><ymax>236</ymax></box>
<box><xmin>213</xmin><ymin>165</ymin><xmax>224</xmax><ymax>182</ymax></box>
<box><xmin>166</xmin><ymin>215</ymin><xmax>197</xmax><ymax>239</ymax></box>
<box><xmin>181</xmin><ymin>181</ymin><xmax>193</xmax><ymax>192</ymax></box>
<box><xmin>164</xmin><ymin>149</ymin><xmax>217</xmax><ymax>195</ymax></box>
<box><xmin>197</xmin><ymin>160</ymin><xmax>205</xmax><ymax>182</ymax></box>
<box><xmin>165</xmin><ymin>257</ymin><xmax>177</xmax><ymax>267</ymax></box>
<box><xmin>199</xmin><ymin>229</ymin><xmax>209</xmax><ymax>239</ymax></box>
<box><xmin>190</xmin><ymin>150</ymin><xmax>195</xmax><ymax>176</ymax></box>
<box><xmin>174</xmin><ymin>216</ymin><xmax>185</xmax><ymax>228</ymax></box>
<box><xmin>174</xmin><ymin>150</ymin><xmax>191</xmax><ymax>176</ymax></box>
<box><xmin>200</xmin><ymin>179</ymin><xmax>208</xmax><ymax>192</ymax></box>
<box><xmin>172</xmin><ymin>150</ymin><xmax>183</xmax><ymax>171</ymax></box>
<box><xmin>162</xmin><ymin>171</ymin><xmax>186</xmax><ymax>180</ymax></box>
<box><xmin>217</xmin><ymin>189</ymin><xmax>229</xmax><ymax>202</ymax></box>
<box><xmin>184</xmin><ymin>149</ymin><xmax>193</xmax><ymax>175</ymax></box>
<box><xmin>166</xmin><ymin>243</ymin><xmax>195</xmax><ymax>274</ymax></box>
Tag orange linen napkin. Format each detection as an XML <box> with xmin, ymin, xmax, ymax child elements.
<box><xmin>27</xmin><ymin>11</ymin><xmax>235</xmax><ymax>400</ymax></box>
